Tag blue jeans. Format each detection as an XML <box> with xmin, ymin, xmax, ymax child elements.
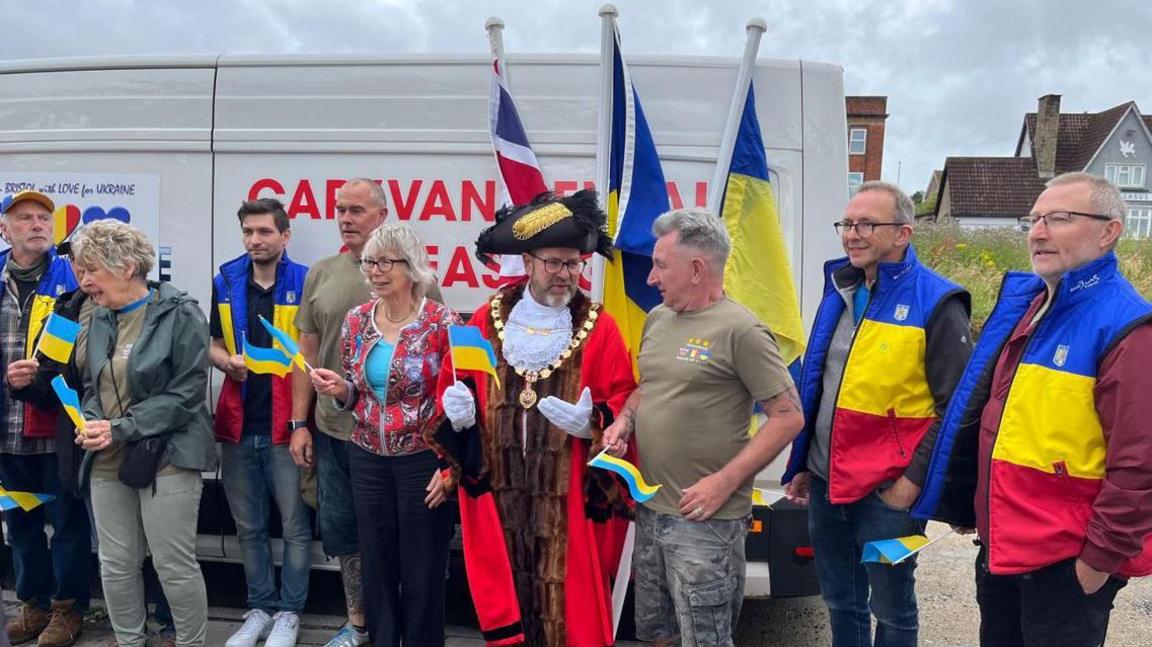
<box><xmin>222</xmin><ymin>435</ymin><xmax>312</xmax><ymax>613</ymax></box>
<box><xmin>313</xmin><ymin>431</ymin><xmax>359</xmax><ymax>557</ymax></box>
<box><xmin>808</xmin><ymin>475</ymin><xmax>923</xmax><ymax>647</ymax></box>
<box><xmin>632</xmin><ymin>505</ymin><xmax>749</xmax><ymax>647</ymax></box>
<box><xmin>0</xmin><ymin>452</ymin><xmax>90</xmax><ymax>608</ymax></box>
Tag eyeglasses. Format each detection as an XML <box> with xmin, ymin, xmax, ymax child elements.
<box><xmin>359</xmin><ymin>257</ymin><xmax>408</xmax><ymax>272</ymax></box>
<box><xmin>1017</xmin><ymin>211</ymin><xmax>1113</xmax><ymax>230</ymax></box>
<box><xmin>833</xmin><ymin>221</ymin><xmax>905</xmax><ymax>236</ymax></box>
<box><xmin>527</xmin><ymin>252</ymin><xmax>586</xmax><ymax>275</ymax></box>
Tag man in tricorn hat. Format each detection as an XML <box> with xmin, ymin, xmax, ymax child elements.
<box><xmin>428</xmin><ymin>190</ymin><xmax>637</xmax><ymax>647</ymax></box>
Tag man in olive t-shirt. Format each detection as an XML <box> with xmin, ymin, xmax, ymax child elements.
<box><xmin>603</xmin><ymin>208</ymin><xmax>804</xmax><ymax>647</ymax></box>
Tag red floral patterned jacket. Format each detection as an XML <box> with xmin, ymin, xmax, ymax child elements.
<box><xmin>338</xmin><ymin>297</ymin><xmax>460</xmax><ymax>456</ymax></box>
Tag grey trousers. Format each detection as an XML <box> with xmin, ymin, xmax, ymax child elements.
<box><xmin>90</xmin><ymin>470</ymin><xmax>207</xmax><ymax>647</ymax></box>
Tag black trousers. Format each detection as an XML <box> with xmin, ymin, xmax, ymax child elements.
<box><xmin>349</xmin><ymin>445</ymin><xmax>453</xmax><ymax>647</ymax></box>
<box><xmin>975</xmin><ymin>546</ymin><xmax>1126</xmax><ymax>647</ymax></box>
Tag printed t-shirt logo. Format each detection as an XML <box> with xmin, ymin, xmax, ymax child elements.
<box><xmin>676</xmin><ymin>337</ymin><xmax>712</xmax><ymax>364</ymax></box>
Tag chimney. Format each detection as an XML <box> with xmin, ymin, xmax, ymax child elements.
<box><xmin>1035</xmin><ymin>94</ymin><xmax>1061</xmax><ymax>178</ymax></box>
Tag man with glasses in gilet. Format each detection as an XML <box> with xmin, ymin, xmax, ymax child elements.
<box><xmin>782</xmin><ymin>181</ymin><xmax>973</xmax><ymax>647</ymax></box>
<box><xmin>913</xmin><ymin>172</ymin><xmax>1152</xmax><ymax>647</ymax></box>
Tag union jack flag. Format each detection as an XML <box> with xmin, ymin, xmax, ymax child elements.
<box><xmin>488</xmin><ymin>55</ymin><xmax>548</xmax><ymax>279</ymax></box>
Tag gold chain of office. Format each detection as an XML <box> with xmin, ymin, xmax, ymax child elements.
<box><xmin>490</xmin><ymin>293</ymin><xmax>600</xmax><ymax>409</ymax></box>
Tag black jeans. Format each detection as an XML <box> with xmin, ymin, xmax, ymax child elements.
<box><xmin>349</xmin><ymin>445</ymin><xmax>453</xmax><ymax>647</ymax></box>
<box><xmin>975</xmin><ymin>546</ymin><xmax>1126</xmax><ymax>647</ymax></box>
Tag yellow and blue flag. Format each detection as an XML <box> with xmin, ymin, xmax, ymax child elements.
<box><xmin>0</xmin><ymin>486</ymin><xmax>55</xmax><ymax>512</ymax></box>
<box><xmin>448</xmin><ymin>326</ymin><xmax>501</xmax><ymax>388</ymax></box>
<box><xmin>258</xmin><ymin>315</ymin><xmax>308</xmax><ymax>372</ymax></box>
<box><xmin>243</xmin><ymin>336</ymin><xmax>293</xmax><ymax>377</ymax></box>
<box><xmin>716</xmin><ymin>81</ymin><xmax>805</xmax><ymax>367</ymax></box>
<box><xmin>861</xmin><ymin>534</ymin><xmax>930</xmax><ymax>565</ymax></box>
<box><xmin>37</xmin><ymin>313</ymin><xmax>81</xmax><ymax>364</ymax></box>
<box><xmin>588</xmin><ymin>448</ymin><xmax>661</xmax><ymax>503</ymax></box>
<box><xmin>50</xmin><ymin>375</ymin><xmax>86</xmax><ymax>431</ymax></box>
<box><xmin>600</xmin><ymin>21</ymin><xmax>669</xmax><ymax>371</ymax></box>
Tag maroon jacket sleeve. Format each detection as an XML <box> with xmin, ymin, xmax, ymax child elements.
<box><xmin>1081</xmin><ymin>321</ymin><xmax>1152</xmax><ymax>573</ymax></box>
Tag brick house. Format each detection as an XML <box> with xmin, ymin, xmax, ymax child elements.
<box><xmin>846</xmin><ymin>96</ymin><xmax>887</xmax><ymax>192</ymax></box>
<box><xmin>933</xmin><ymin>94</ymin><xmax>1152</xmax><ymax>236</ymax></box>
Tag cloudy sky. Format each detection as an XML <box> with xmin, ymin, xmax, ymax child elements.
<box><xmin>5</xmin><ymin>0</ymin><xmax>1151</xmax><ymax>195</ymax></box>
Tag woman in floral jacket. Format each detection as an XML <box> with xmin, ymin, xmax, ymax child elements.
<box><xmin>310</xmin><ymin>223</ymin><xmax>459</xmax><ymax>647</ymax></box>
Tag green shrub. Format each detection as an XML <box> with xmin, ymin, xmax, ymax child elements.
<box><xmin>914</xmin><ymin>221</ymin><xmax>1152</xmax><ymax>332</ymax></box>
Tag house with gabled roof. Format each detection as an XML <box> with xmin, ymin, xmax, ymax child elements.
<box><xmin>932</xmin><ymin>94</ymin><xmax>1152</xmax><ymax>236</ymax></box>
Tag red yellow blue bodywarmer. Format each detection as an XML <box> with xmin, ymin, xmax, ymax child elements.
<box><xmin>914</xmin><ymin>252</ymin><xmax>1152</xmax><ymax>576</ymax></box>
<box><xmin>784</xmin><ymin>245</ymin><xmax>966</xmax><ymax>503</ymax></box>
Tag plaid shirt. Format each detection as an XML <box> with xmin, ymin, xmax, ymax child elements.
<box><xmin>1</xmin><ymin>270</ymin><xmax>55</xmax><ymax>455</ymax></box>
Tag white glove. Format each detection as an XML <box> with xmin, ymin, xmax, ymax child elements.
<box><xmin>442</xmin><ymin>381</ymin><xmax>476</xmax><ymax>432</ymax></box>
<box><xmin>538</xmin><ymin>386</ymin><xmax>594</xmax><ymax>439</ymax></box>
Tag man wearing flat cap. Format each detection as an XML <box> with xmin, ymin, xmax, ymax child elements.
<box><xmin>0</xmin><ymin>190</ymin><xmax>90</xmax><ymax>647</ymax></box>
<box><xmin>428</xmin><ymin>190</ymin><xmax>636</xmax><ymax>647</ymax></box>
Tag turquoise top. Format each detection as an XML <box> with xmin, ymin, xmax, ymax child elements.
<box><xmin>365</xmin><ymin>339</ymin><xmax>395</xmax><ymax>402</ymax></box>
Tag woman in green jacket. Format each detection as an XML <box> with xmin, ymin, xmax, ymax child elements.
<box><xmin>72</xmin><ymin>220</ymin><xmax>215</xmax><ymax>647</ymax></box>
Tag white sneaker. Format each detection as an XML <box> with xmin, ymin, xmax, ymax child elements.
<box><xmin>225</xmin><ymin>609</ymin><xmax>273</xmax><ymax>647</ymax></box>
<box><xmin>323</xmin><ymin>624</ymin><xmax>369</xmax><ymax>647</ymax></box>
<box><xmin>265</xmin><ymin>611</ymin><xmax>301</xmax><ymax>647</ymax></box>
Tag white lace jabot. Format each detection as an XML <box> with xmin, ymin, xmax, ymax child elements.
<box><xmin>502</xmin><ymin>288</ymin><xmax>574</xmax><ymax>372</ymax></box>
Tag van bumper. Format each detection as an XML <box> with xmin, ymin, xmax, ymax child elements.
<box><xmin>742</xmin><ymin>498</ymin><xmax>820</xmax><ymax>598</ymax></box>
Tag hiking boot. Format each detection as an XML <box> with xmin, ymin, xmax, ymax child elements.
<box><xmin>6</xmin><ymin>602</ymin><xmax>49</xmax><ymax>645</ymax></box>
<box><xmin>36</xmin><ymin>600</ymin><xmax>82</xmax><ymax>647</ymax></box>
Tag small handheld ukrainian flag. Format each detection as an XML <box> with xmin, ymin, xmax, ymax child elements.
<box><xmin>0</xmin><ymin>485</ymin><xmax>55</xmax><ymax>512</ymax></box>
<box><xmin>50</xmin><ymin>375</ymin><xmax>86</xmax><ymax>432</ymax></box>
<box><xmin>36</xmin><ymin>313</ymin><xmax>81</xmax><ymax>364</ymax></box>
<box><xmin>258</xmin><ymin>315</ymin><xmax>310</xmax><ymax>372</ymax></box>
<box><xmin>448</xmin><ymin>326</ymin><xmax>501</xmax><ymax>388</ymax></box>
<box><xmin>588</xmin><ymin>448</ymin><xmax>662</xmax><ymax>503</ymax></box>
<box><xmin>243</xmin><ymin>335</ymin><xmax>293</xmax><ymax>377</ymax></box>
<box><xmin>861</xmin><ymin>530</ymin><xmax>956</xmax><ymax>565</ymax></box>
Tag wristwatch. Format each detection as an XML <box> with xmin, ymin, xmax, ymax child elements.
<box><xmin>287</xmin><ymin>420</ymin><xmax>309</xmax><ymax>432</ymax></box>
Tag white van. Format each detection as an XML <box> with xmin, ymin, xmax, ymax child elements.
<box><xmin>0</xmin><ymin>53</ymin><xmax>848</xmax><ymax>599</ymax></box>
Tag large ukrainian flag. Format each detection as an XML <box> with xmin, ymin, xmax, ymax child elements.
<box><xmin>716</xmin><ymin>81</ymin><xmax>805</xmax><ymax>365</ymax></box>
<box><xmin>601</xmin><ymin>22</ymin><xmax>669</xmax><ymax>369</ymax></box>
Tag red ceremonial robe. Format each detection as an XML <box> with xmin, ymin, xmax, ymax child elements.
<box><xmin>427</xmin><ymin>283</ymin><xmax>636</xmax><ymax>647</ymax></box>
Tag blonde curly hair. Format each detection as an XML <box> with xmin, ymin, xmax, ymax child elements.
<box><xmin>71</xmin><ymin>220</ymin><xmax>155</xmax><ymax>280</ymax></box>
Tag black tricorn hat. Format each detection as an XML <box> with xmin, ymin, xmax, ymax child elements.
<box><xmin>475</xmin><ymin>189</ymin><xmax>613</xmax><ymax>267</ymax></box>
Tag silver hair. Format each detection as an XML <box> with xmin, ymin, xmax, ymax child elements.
<box><xmin>651</xmin><ymin>207</ymin><xmax>731</xmax><ymax>268</ymax></box>
<box><xmin>1045</xmin><ymin>172</ymin><xmax>1127</xmax><ymax>220</ymax></box>
<box><xmin>341</xmin><ymin>178</ymin><xmax>388</xmax><ymax>209</ymax></box>
<box><xmin>71</xmin><ymin>220</ymin><xmax>155</xmax><ymax>280</ymax></box>
<box><xmin>361</xmin><ymin>223</ymin><xmax>436</xmax><ymax>297</ymax></box>
<box><xmin>857</xmin><ymin>181</ymin><xmax>914</xmax><ymax>224</ymax></box>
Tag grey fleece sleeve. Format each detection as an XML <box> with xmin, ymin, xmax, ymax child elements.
<box><xmin>904</xmin><ymin>295</ymin><xmax>973</xmax><ymax>487</ymax></box>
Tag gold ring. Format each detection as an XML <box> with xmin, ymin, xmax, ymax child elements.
<box><xmin>694</xmin><ymin>506</ymin><xmax>704</xmax><ymax>515</ymax></box>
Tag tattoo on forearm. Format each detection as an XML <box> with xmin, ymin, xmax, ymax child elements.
<box><xmin>339</xmin><ymin>553</ymin><xmax>364</xmax><ymax>616</ymax></box>
<box><xmin>762</xmin><ymin>387</ymin><xmax>802</xmax><ymax>419</ymax></box>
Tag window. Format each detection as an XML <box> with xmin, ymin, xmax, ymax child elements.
<box><xmin>1126</xmin><ymin>207</ymin><xmax>1152</xmax><ymax>238</ymax></box>
<box><xmin>848</xmin><ymin>172</ymin><xmax>864</xmax><ymax>194</ymax></box>
<box><xmin>1105</xmin><ymin>164</ymin><xmax>1146</xmax><ymax>188</ymax></box>
<box><xmin>848</xmin><ymin>128</ymin><xmax>867</xmax><ymax>155</ymax></box>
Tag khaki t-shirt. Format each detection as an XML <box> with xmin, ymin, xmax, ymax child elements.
<box><xmin>634</xmin><ymin>298</ymin><xmax>793</xmax><ymax>519</ymax></box>
<box><xmin>92</xmin><ymin>300</ymin><xmax>147</xmax><ymax>478</ymax></box>
<box><xmin>295</xmin><ymin>253</ymin><xmax>371</xmax><ymax>441</ymax></box>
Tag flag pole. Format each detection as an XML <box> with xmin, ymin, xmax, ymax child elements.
<box><xmin>485</xmin><ymin>17</ymin><xmax>508</xmax><ymax>84</ymax></box>
<box><xmin>590</xmin><ymin>3</ymin><xmax>617</xmax><ymax>303</ymax></box>
<box><xmin>707</xmin><ymin>18</ymin><xmax>767</xmax><ymax>213</ymax></box>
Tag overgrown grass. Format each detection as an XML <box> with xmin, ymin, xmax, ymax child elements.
<box><xmin>914</xmin><ymin>221</ymin><xmax>1152</xmax><ymax>331</ymax></box>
